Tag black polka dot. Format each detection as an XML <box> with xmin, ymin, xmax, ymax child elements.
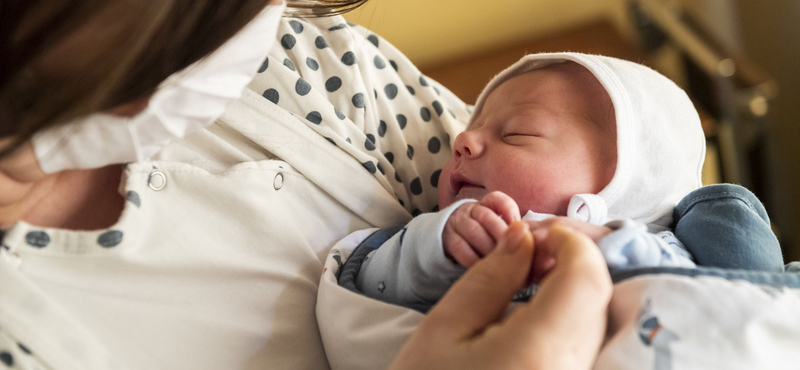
<box><xmin>329</xmin><ymin>24</ymin><xmax>347</xmax><ymax>31</ymax></box>
<box><xmin>434</xmin><ymin>86</ymin><xmax>441</xmax><ymax>95</ymax></box>
<box><xmin>335</xmin><ymin>108</ymin><xmax>346</xmax><ymax>120</ymax></box>
<box><xmin>341</xmin><ymin>51</ymin><xmax>357</xmax><ymax>66</ymax></box>
<box><xmin>448</xmin><ymin>109</ymin><xmax>456</xmax><ymax>119</ymax></box>
<box><xmin>374</xmin><ymin>89</ymin><xmax>378</xmax><ymax>99</ymax></box>
<box><xmin>352</xmin><ymin>93</ymin><xmax>365</xmax><ymax>108</ymax></box>
<box><xmin>378</xmin><ymin>120</ymin><xmax>387</xmax><ymax>137</ymax></box>
<box><xmin>325</xmin><ymin>137</ymin><xmax>337</xmax><ymax>146</ymax></box>
<box><xmin>420</xmin><ymin>107</ymin><xmax>432</xmax><ymax>122</ymax></box>
<box><xmin>17</xmin><ymin>343</ymin><xmax>31</xmax><ymax>355</ymax></box>
<box><xmin>258</xmin><ymin>58</ymin><xmax>269</xmax><ymax>73</ymax></box>
<box><xmin>306</xmin><ymin>111</ymin><xmax>322</xmax><ymax>124</ymax></box>
<box><xmin>410</xmin><ymin>177</ymin><xmax>423</xmax><ymax>195</ymax></box>
<box><xmin>362</xmin><ymin>161</ymin><xmax>377</xmax><ymax>174</ymax></box>
<box><xmin>306</xmin><ymin>57</ymin><xmax>319</xmax><ymax>71</ymax></box>
<box><xmin>281</xmin><ymin>34</ymin><xmax>297</xmax><ymax>50</ymax></box>
<box><xmin>98</xmin><ymin>230</ymin><xmax>123</xmax><ymax>248</ymax></box>
<box><xmin>347</xmin><ymin>21</ymin><xmax>356</xmax><ymax>27</ymax></box>
<box><xmin>367</xmin><ymin>34</ymin><xmax>379</xmax><ymax>47</ymax></box>
<box><xmin>315</xmin><ymin>36</ymin><xmax>328</xmax><ymax>49</ymax></box>
<box><xmin>263</xmin><ymin>89</ymin><xmax>280</xmax><ymax>104</ymax></box>
<box><xmin>412</xmin><ymin>208</ymin><xmax>421</xmax><ymax>216</ymax></box>
<box><xmin>325</xmin><ymin>76</ymin><xmax>342</xmax><ymax>92</ymax></box>
<box><xmin>284</xmin><ymin>58</ymin><xmax>296</xmax><ymax>71</ymax></box>
<box><xmin>377</xmin><ymin>162</ymin><xmax>385</xmax><ymax>174</ymax></box>
<box><xmin>398</xmin><ymin>198</ymin><xmax>405</xmax><ymax>206</ymax></box>
<box><xmin>289</xmin><ymin>20</ymin><xmax>304</xmax><ymax>34</ymax></box>
<box><xmin>431</xmin><ymin>169</ymin><xmax>442</xmax><ymax>187</ymax></box>
<box><xmin>374</xmin><ymin>55</ymin><xmax>386</xmax><ymax>69</ymax></box>
<box><xmin>397</xmin><ymin>114</ymin><xmax>407</xmax><ymax>129</ymax></box>
<box><xmin>428</xmin><ymin>137</ymin><xmax>441</xmax><ymax>153</ymax></box>
<box><xmin>406</xmin><ymin>85</ymin><xmax>415</xmax><ymax>95</ymax></box>
<box><xmin>395</xmin><ymin>172</ymin><xmax>402</xmax><ymax>182</ymax></box>
<box><xmin>346</xmin><ymin>137</ymin><xmax>352</xmax><ymax>143</ymax></box>
<box><xmin>431</xmin><ymin>205</ymin><xmax>440</xmax><ymax>212</ymax></box>
<box><xmin>419</xmin><ymin>76</ymin><xmax>429</xmax><ymax>86</ymax></box>
<box><xmin>295</xmin><ymin>78</ymin><xmax>312</xmax><ymax>96</ymax></box>
<box><xmin>390</xmin><ymin>60</ymin><xmax>398</xmax><ymax>71</ymax></box>
<box><xmin>384</xmin><ymin>152</ymin><xmax>394</xmax><ymax>163</ymax></box>
<box><xmin>126</xmin><ymin>191</ymin><xmax>140</xmax><ymax>207</ymax></box>
<box><xmin>407</xmin><ymin>145</ymin><xmax>414</xmax><ymax>159</ymax></box>
<box><xmin>0</xmin><ymin>352</ymin><xmax>13</xmax><ymax>367</ymax></box>
<box><xmin>25</xmin><ymin>231</ymin><xmax>50</xmax><ymax>248</ymax></box>
<box><xmin>365</xmin><ymin>134</ymin><xmax>376</xmax><ymax>151</ymax></box>
<box><xmin>432</xmin><ymin>101</ymin><xmax>444</xmax><ymax>116</ymax></box>
<box><xmin>384</xmin><ymin>84</ymin><xmax>398</xmax><ymax>99</ymax></box>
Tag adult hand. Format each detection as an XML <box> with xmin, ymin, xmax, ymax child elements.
<box><xmin>389</xmin><ymin>221</ymin><xmax>612</xmax><ymax>370</ymax></box>
<box><xmin>526</xmin><ymin>217</ymin><xmax>612</xmax><ymax>282</ymax></box>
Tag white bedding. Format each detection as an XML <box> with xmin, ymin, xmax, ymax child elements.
<box><xmin>317</xmin><ymin>230</ymin><xmax>800</xmax><ymax>370</ymax></box>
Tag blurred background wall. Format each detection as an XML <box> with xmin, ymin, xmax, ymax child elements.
<box><xmin>345</xmin><ymin>0</ymin><xmax>800</xmax><ymax>261</ymax></box>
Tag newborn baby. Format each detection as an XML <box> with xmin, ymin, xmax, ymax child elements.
<box><xmin>338</xmin><ymin>52</ymin><xmax>781</xmax><ymax>311</ymax></box>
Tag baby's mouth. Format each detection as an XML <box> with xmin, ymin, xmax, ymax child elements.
<box><xmin>451</xmin><ymin>175</ymin><xmax>487</xmax><ymax>201</ymax></box>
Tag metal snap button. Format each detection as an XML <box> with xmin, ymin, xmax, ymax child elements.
<box><xmin>148</xmin><ymin>171</ymin><xmax>167</xmax><ymax>191</ymax></box>
<box><xmin>273</xmin><ymin>173</ymin><xmax>284</xmax><ymax>190</ymax></box>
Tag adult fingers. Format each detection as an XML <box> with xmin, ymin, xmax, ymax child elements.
<box><xmin>505</xmin><ymin>224</ymin><xmax>611</xmax><ymax>366</ymax></box>
<box><xmin>529</xmin><ymin>224</ymin><xmax>611</xmax><ymax>302</ymax></box>
<box><xmin>422</xmin><ymin>222</ymin><xmax>534</xmax><ymax>342</ymax></box>
<box><xmin>480</xmin><ymin>191</ymin><xmax>521</xmax><ymax>224</ymax></box>
<box><xmin>526</xmin><ymin>218</ymin><xmax>612</xmax><ymax>242</ymax></box>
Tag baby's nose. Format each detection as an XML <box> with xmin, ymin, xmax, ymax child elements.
<box><xmin>453</xmin><ymin>131</ymin><xmax>483</xmax><ymax>160</ymax></box>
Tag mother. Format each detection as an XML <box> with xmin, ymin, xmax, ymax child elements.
<box><xmin>0</xmin><ymin>1</ymin><xmax>611</xmax><ymax>369</ymax></box>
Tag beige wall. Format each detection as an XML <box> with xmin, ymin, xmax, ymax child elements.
<box><xmin>344</xmin><ymin>0</ymin><xmax>622</xmax><ymax>68</ymax></box>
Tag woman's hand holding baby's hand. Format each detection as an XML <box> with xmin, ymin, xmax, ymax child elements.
<box><xmin>391</xmin><ymin>222</ymin><xmax>612</xmax><ymax>370</ymax></box>
<box><xmin>525</xmin><ymin>217</ymin><xmax>612</xmax><ymax>282</ymax></box>
<box><xmin>443</xmin><ymin>191</ymin><xmax>520</xmax><ymax>267</ymax></box>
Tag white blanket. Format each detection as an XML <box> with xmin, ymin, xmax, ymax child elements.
<box><xmin>317</xmin><ymin>231</ymin><xmax>800</xmax><ymax>370</ymax></box>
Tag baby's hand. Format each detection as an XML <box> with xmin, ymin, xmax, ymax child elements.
<box><xmin>442</xmin><ymin>191</ymin><xmax>520</xmax><ymax>268</ymax></box>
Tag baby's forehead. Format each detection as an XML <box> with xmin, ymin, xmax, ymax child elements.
<box><xmin>470</xmin><ymin>63</ymin><xmax>614</xmax><ymax>131</ymax></box>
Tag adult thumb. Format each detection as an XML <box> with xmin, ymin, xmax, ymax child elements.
<box><xmin>422</xmin><ymin>221</ymin><xmax>534</xmax><ymax>341</ymax></box>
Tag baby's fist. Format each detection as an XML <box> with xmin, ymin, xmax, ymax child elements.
<box><xmin>442</xmin><ymin>191</ymin><xmax>521</xmax><ymax>268</ymax></box>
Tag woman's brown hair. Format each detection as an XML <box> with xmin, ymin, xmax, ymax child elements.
<box><xmin>0</xmin><ymin>0</ymin><xmax>367</xmax><ymax>157</ymax></box>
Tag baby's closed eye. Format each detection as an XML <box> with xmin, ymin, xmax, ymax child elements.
<box><xmin>502</xmin><ymin>131</ymin><xmax>544</xmax><ymax>145</ymax></box>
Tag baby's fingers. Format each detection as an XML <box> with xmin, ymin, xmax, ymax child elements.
<box><xmin>480</xmin><ymin>191</ymin><xmax>521</xmax><ymax>224</ymax></box>
<box><xmin>445</xmin><ymin>231</ymin><xmax>481</xmax><ymax>268</ymax></box>
<box><xmin>454</xmin><ymin>215</ymin><xmax>497</xmax><ymax>257</ymax></box>
<box><xmin>470</xmin><ymin>204</ymin><xmax>509</xmax><ymax>242</ymax></box>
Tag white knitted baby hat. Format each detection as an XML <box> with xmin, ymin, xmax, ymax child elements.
<box><xmin>470</xmin><ymin>53</ymin><xmax>706</xmax><ymax>227</ymax></box>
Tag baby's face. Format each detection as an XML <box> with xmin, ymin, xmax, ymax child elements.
<box><xmin>438</xmin><ymin>63</ymin><xmax>617</xmax><ymax>216</ymax></box>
